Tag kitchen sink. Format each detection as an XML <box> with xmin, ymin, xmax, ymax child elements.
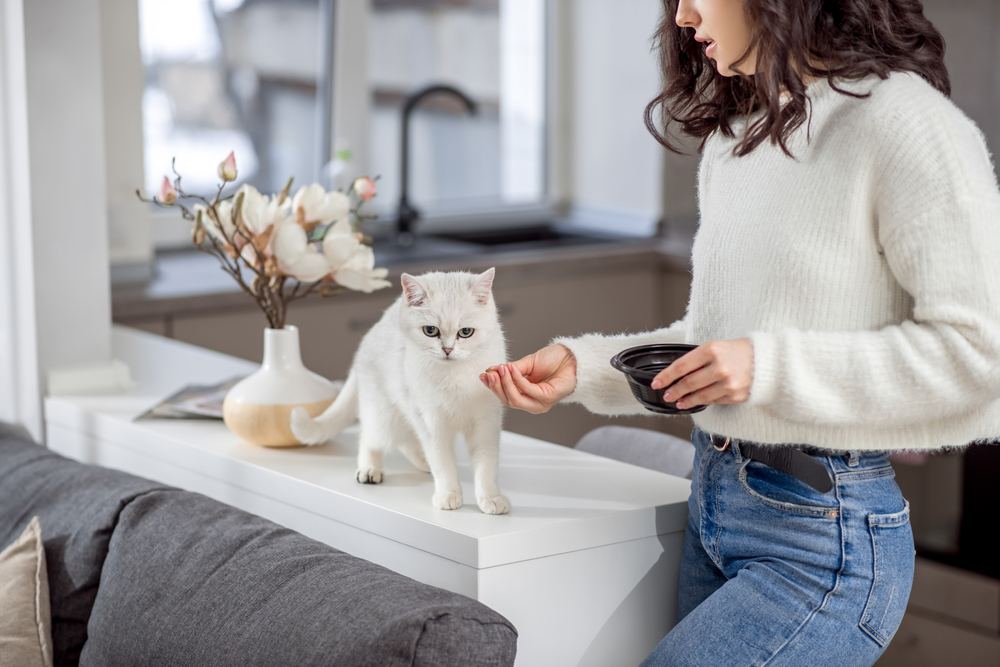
<box><xmin>371</xmin><ymin>223</ymin><xmax>638</xmax><ymax>266</ymax></box>
<box><xmin>427</xmin><ymin>223</ymin><xmax>630</xmax><ymax>251</ymax></box>
<box><xmin>372</xmin><ymin>236</ymin><xmax>485</xmax><ymax>266</ymax></box>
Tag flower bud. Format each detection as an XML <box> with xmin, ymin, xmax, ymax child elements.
<box><xmin>352</xmin><ymin>176</ymin><xmax>376</xmax><ymax>201</ymax></box>
<box><xmin>159</xmin><ymin>176</ymin><xmax>177</xmax><ymax>205</ymax></box>
<box><xmin>218</xmin><ymin>151</ymin><xmax>238</xmax><ymax>182</ymax></box>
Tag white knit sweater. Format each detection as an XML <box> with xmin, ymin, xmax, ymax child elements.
<box><xmin>553</xmin><ymin>71</ymin><xmax>1000</xmax><ymax>452</ymax></box>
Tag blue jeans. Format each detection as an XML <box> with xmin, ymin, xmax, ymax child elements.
<box><xmin>641</xmin><ymin>425</ymin><xmax>915</xmax><ymax>666</ymax></box>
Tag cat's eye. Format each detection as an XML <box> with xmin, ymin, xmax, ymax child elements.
<box><xmin>422</xmin><ymin>325</ymin><xmax>440</xmax><ymax>337</ymax></box>
<box><xmin>458</xmin><ymin>327</ymin><xmax>475</xmax><ymax>338</ymax></box>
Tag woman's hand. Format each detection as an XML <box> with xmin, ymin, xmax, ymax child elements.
<box><xmin>651</xmin><ymin>338</ymin><xmax>754</xmax><ymax>409</ymax></box>
<box><xmin>479</xmin><ymin>343</ymin><xmax>577</xmax><ymax>414</ymax></box>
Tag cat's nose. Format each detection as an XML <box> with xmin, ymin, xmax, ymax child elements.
<box><xmin>442</xmin><ymin>347</ymin><xmax>454</xmax><ymax>356</ymax></box>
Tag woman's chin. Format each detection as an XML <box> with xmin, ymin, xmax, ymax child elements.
<box><xmin>715</xmin><ymin>62</ymin><xmax>736</xmax><ymax>77</ymax></box>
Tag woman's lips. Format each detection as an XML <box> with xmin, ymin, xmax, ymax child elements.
<box><xmin>706</xmin><ymin>41</ymin><xmax>717</xmax><ymax>57</ymax></box>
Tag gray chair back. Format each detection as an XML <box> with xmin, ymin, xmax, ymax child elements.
<box><xmin>575</xmin><ymin>425</ymin><xmax>695</xmax><ymax>479</ymax></box>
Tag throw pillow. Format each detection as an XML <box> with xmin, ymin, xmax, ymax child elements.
<box><xmin>0</xmin><ymin>516</ymin><xmax>54</xmax><ymax>667</ymax></box>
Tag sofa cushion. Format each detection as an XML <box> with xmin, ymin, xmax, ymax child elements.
<box><xmin>81</xmin><ymin>489</ymin><xmax>517</xmax><ymax>666</ymax></box>
<box><xmin>0</xmin><ymin>430</ymin><xmax>167</xmax><ymax>665</ymax></box>
<box><xmin>0</xmin><ymin>516</ymin><xmax>54</xmax><ymax>667</ymax></box>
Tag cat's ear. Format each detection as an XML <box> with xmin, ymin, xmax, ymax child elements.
<box><xmin>400</xmin><ymin>273</ymin><xmax>428</xmax><ymax>307</ymax></box>
<box><xmin>472</xmin><ymin>267</ymin><xmax>495</xmax><ymax>305</ymax></box>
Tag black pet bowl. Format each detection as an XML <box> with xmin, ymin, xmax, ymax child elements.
<box><xmin>610</xmin><ymin>343</ymin><xmax>708</xmax><ymax>415</ymax></box>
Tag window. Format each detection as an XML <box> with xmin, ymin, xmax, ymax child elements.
<box><xmin>137</xmin><ymin>0</ymin><xmax>549</xmax><ymax>248</ymax></box>
<box><xmin>138</xmin><ymin>0</ymin><xmax>332</xmax><ymax>203</ymax></box>
<box><xmin>363</xmin><ymin>0</ymin><xmax>547</xmax><ymax>219</ymax></box>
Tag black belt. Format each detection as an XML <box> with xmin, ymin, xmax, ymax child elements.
<box><xmin>710</xmin><ymin>434</ymin><xmax>835</xmax><ymax>493</ymax></box>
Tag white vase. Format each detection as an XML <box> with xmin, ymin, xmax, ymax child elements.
<box><xmin>222</xmin><ymin>324</ymin><xmax>339</xmax><ymax>447</ymax></box>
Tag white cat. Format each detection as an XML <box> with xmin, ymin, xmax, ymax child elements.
<box><xmin>290</xmin><ymin>268</ymin><xmax>511</xmax><ymax>514</ymax></box>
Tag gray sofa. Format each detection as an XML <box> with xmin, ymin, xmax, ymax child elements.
<box><xmin>0</xmin><ymin>424</ymin><xmax>517</xmax><ymax>666</ymax></box>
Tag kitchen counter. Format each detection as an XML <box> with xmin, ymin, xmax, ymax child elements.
<box><xmin>111</xmin><ymin>229</ymin><xmax>694</xmax><ymax>320</ymax></box>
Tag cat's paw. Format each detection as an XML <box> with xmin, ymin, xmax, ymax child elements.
<box><xmin>356</xmin><ymin>467</ymin><xmax>384</xmax><ymax>484</ymax></box>
<box><xmin>477</xmin><ymin>494</ymin><xmax>511</xmax><ymax>515</ymax></box>
<box><xmin>290</xmin><ymin>407</ymin><xmax>326</xmax><ymax>445</ymax></box>
<box><xmin>432</xmin><ymin>489</ymin><xmax>463</xmax><ymax>510</ymax></box>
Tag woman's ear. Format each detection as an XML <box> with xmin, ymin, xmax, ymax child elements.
<box><xmin>472</xmin><ymin>267</ymin><xmax>496</xmax><ymax>305</ymax></box>
<box><xmin>401</xmin><ymin>273</ymin><xmax>428</xmax><ymax>307</ymax></box>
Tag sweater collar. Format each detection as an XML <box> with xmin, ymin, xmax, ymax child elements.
<box><xmin>803</xmin><ymin>72</ymin><xmax>883</xmax><ymax>104</ymax></box>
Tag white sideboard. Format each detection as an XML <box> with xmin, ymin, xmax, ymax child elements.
<box><xmin>45</xmin><ymin>326</ymin><xmax>692</xmax><ymax>667</ymax></box>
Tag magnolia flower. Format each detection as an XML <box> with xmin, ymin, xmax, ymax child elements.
<box><xmin>239</xmin><ymin>184</ymin><xmax>285</xmax><ymax>235</ymax></box>
<box><xmin>283</xmin><ymin>249</ymin><xmax>331</xmax><ymax>282</ymax></box>
<box><xmin>272</xmin><ymin>217</ymin><xmax>388</xmax><ymax>290</ymax></box>
<box><xmin>271</xmin><ymin>219</ymin><xmax>331</xmax><ymax>282</ymax></box>
<box><xmin>194</xmin><ymin>201</ymin><xmax>238</xmax><ymax>255</ymax></box>
<box><xmin>235</xmin><ymin>184</ymin><xmax>290</xmax><ymax>264</ymax></box>
<box><xmin>292</xmin><ymin>183</ymin><xmax>350</xmax><ymax>229</ymax></box>
<box><xmin>159</xmin><ymin>176</ymin><xmax>177</xmax><ymax>205</ymax></box>
<box><xmin>321</xmin><ymin>219</ymin><xmax>361</xmax><ymax>268</ymax></box>
<box><xmin>352</xmin><ymin>176</ymin><xmax>377</xmax><ymax>201</ymax></box>
<box><xmin>218</xmin><ymin>151</ymin><xmax>237</xmax><ymax>182</ymax></box>
<box><xmin>320</xmin><ymin>219</ymin><xmax>389</xmax><ymax>291</ymax></box>
<box><xmin>272</xmin><ymin>220</ymin><xmax>308</xmax><ymax>267</ymax></box>
<box><xmin>334</xmin><ymin>244</ymin><xmax>391</xmax><ymax>293</ymax></box>
<box><xmin>139</xmin><ymin>157</ymin><xmax>387</xmax><ymax>330</ymax></box>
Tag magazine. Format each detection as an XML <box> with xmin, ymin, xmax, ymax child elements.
<box><xmin>134</xmin><ymin>375</ymin><xmax>246</xmax><ymax>421</ymax></box>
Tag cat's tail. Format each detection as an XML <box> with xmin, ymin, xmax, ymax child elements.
<box><xmin>290</xmin><ymin>371</ymin><xmax>359</xmax><ymax>446</ymax></box>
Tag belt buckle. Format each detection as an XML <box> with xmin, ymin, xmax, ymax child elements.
<box><xmin>712</xmin><ymin>435</ymin><xmax>731</xmax><ymax>452</ymax></box>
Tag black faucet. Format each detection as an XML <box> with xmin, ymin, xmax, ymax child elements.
<box><xmin>396</xmin><ymin>83</ymin><xmax>478</xmax><ymax>246</ymax></box>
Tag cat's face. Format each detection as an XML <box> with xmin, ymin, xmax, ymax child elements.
<box><xmin>398</xmin><ymin>268</ymin><xmax>500</xmax><ymax>362</ymax></box>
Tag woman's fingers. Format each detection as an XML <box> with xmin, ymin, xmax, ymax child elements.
<box><xmin>673</xmin><ymin>380</ymin><xmax>728</xmax><ymax>409</ymax></box>
<box><xmin>480</xmin><ymin>345</ymin><xmax>575</xmax><ymax>413</ymax></box>
<box><xmin>481</xmin><ymin>370</ymin><xmax>510</xmax><ymax>405</ymax></box>
<box><xmin>497</xmin><ymin>364</ymin><xmax>546</xmax><ymax>413</ymax></box>
<box><xmin>650</xmin><ymin>347</ymin><xmax>708</xmax><ymax>391</ymax></box>
<box><xmin>481</xmin><ymin>368</ymin><xmax>535</xmax><ymax>411</ymax></box>
<box><xmin>661</xmin><ymin>366</ymin><xmax>719</xmax><ymax>404</ymax></box>
<box><xmin>507</xmin><ymin>363</ymin><xmax>549</xmax><ymax>402</ymax></box>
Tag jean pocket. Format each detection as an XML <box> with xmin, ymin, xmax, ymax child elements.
<box><xmin>737</xmin><ymin>458</ymin><xmax>840</xmax><ymax>518</ymax></box>
<box><xmin>858</xmin><ymin>500</ymin><xmax>915</xmax><ymax>647</ymax></box>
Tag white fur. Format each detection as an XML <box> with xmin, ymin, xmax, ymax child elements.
<box><xmin>290</xmin><ymin>268</ymin><xmax>511</xmax><ymax>514</ymax></box>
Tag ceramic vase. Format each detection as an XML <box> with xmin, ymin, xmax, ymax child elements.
<box><xmin>222</xmin><ymin>324</ymin><xmax>338</xmax><ymax>447</ymax></box>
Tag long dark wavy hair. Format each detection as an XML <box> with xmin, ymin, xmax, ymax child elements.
<box><xmin>645</xmin><ymin>0</ymin><xmax>950</xmax><ymax>157</ymax></box>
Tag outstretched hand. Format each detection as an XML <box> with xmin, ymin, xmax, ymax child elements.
<box><xmin>479</xmin><ymin>343</ymin><xmax>577</xmax><ymax>414</ymax></box>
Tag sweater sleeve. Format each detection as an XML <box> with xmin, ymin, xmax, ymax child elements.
<box><xmin>550</xmin><ymin>316</ymin><xmax>689</xmax><ymax>416</ymax></box>
<box><xmin>745</xmin><ymin>99</ymin><xmax>1000</xmax><ymax>427</ymax></box>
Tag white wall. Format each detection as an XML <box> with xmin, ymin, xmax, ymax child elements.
<box><xmin>0</xmin><ymin>0</ymin><xmax>115</xmax><ymax>440</ymax></box>
<box><xmin>101</xmin><ymin>0</ymin><xmax>153</xmax><ymax>274</ymax></box>
<box><xmin>24</xmin><ymin>0</ymin><xmax>113</xmax><ymax>371</ymax></box>
<box><xmin>0</xmin><ymin>0</ymin><xmax>41</xmax><ymax>440</ymax></box>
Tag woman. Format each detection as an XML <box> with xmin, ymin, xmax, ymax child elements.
<box><xmin>480</xmin><ymin>0</ymin><xmax>1000</xmax><ymax>664</ymax></box>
